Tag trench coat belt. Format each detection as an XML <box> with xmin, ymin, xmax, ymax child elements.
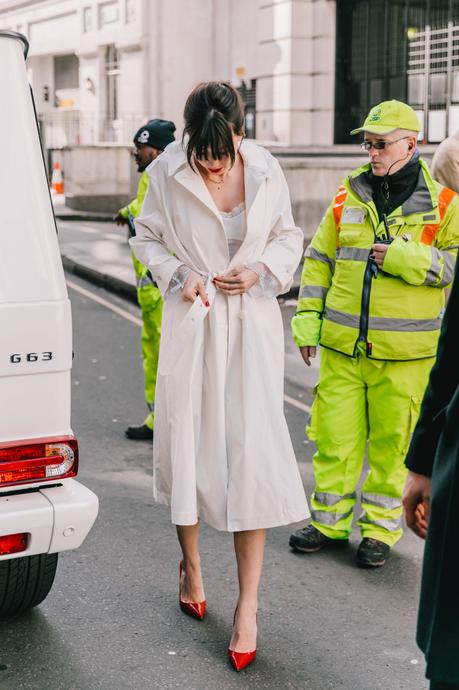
<box><xmin>158</xmin><ymin>276</ymin><xmax>217</xmax><ymax>376</ymax></box>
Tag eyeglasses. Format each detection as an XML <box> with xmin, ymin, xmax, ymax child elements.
<box><xmin>360</xmin><ymin>136</ymin><xmax>410</xmax><ymax>151</ymax></box>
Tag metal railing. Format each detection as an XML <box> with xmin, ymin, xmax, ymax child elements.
<box><xmin>408</xmin><ymin>22</ymin><xmax>459</xmax><ymax>141</ymax></box>
<box><xmin>38</xmin><ymin>110</ymin><xmax>149</xmax><ymax>148</ymax></box>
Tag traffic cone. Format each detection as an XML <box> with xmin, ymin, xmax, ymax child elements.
<box><xmin>51</xmin><ymin>162</ymin><xmax>64</xmax><ymax>195</ymax></box>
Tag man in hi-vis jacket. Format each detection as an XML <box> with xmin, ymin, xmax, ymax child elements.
<box><xmin>115</xmin><ymin>119</ymin><xmax>176</xmax><ymax>440</ymax></box>
<box><xmin>289</xmin><ymin>101</ymin><xmax>459</xmax><ymax>567</ymax></box>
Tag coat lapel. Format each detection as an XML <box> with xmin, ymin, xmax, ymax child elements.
<box><xmin>168</xmin><ymin>143</ymin><xmax>224</xmax><ymax>227</ymax></box>
<box><xmin>166</xmin><ymin>140</ymin><xmax>272</xmax><ymax>267</ymax></box>
<box><xmin>230</xmin><ymin>142</ymin><xmax>272</xmax><ymax>265</ymax></box>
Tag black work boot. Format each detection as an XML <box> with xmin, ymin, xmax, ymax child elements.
<box><xmin>289</xmin><ymin>524</ymin><xmax>348</xmax><ymax>553</ymax></box>
<box><xmin>125</xmin><ymin>423</ymin><xmax>154</xmax><ymax>440</ymax></box>
<box><xmin>357</xmin><ymin>537</ymin><xmax>391</xmax><ymax>568</ymax></box>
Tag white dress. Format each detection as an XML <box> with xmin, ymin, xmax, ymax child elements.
<box><xmin>130</xmin><ymin>140</ymin><xmax>310</xmax><ymax>532</ymax></box>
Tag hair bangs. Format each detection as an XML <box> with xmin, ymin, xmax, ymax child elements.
<box><xmin>186</xmin><ymin>110</ymin><xmax>236</xmax><ymax>170</ymax></box>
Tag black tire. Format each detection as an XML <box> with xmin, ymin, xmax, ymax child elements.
<box><xmin>0</xmin><ymin>553</ymin><xmax>58</xmax><ymax>619</ymax></box>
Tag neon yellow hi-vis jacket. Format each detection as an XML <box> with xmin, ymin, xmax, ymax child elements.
<box><xmin>119</xmin><ymin>170</ymin><xmax>149</xmax><ymax>220</ymax></box>
<box><xmin>292</xmin><ymin>159</ymin><xmax>459</xmax><ymax>361</ymax></box>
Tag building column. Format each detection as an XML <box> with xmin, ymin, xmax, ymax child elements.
<box><xmin>256</xmin><ymin>0</ymin><xmax>336</xmax><ymax>146</ymax></box>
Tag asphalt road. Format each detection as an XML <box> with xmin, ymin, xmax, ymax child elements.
<box><xmin>0</xmin><ymin>274</ymin><xmax>427</xmax><ymax>690</ymax></box>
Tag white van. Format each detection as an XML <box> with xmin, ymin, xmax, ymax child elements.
<box><xmin>0</xmin><ymin>31</ymin><xmax>98</xmax><ymax>617</ymax></box>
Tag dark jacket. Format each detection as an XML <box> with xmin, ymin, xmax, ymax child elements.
<box><xmin>405</xmin><ymin>259</ymin><xmax>459</xmax><ymax>683</ymax></box>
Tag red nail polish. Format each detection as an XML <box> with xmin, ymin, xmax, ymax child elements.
<box><xmin>205</xmin><ymin>300</ymin><xmax>210</xmax><ymax>307</ymax></box>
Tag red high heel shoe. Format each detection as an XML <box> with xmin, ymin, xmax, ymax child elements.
<box><xmin>179</xmin><ymin>561</ymin><xmax>206</xmax><ymax>621</ymax></box>
<box><xmin>228</xmin><ymin>608</ymin><xmax>257</xmax><ymax>672</ymax></box>
<box><xmin>228</xmin><ymin>648</ymin><xmax>257</xmax><ymax>672</ymax></box>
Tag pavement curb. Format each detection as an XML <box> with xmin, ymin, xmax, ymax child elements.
<box><xmin>56</xmin><ymin>212</ymin><xmax>114</xmax><ymax>222</ymax></box>
<box><xmin>62</xmin><ymin>255</ymin><xmax>138</xmax><ymax>304</ymax></box>
<box><xmin>62</xmin><ymin>255</ymin><xmax>300</xmax><ymax>304</ymax></box>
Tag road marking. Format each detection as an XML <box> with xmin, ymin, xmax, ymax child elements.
<box><xmin>284</xmin><ymin>393</ymin><xmax>311</xmax><ymax>413</ymax></box>
<box><xmin>67</xmin><ymin>278</ymin><xmax>311</xmax><ymax>413</ymax></box>
<box><xmin>66</xmin><ymin>279</ymin><xmax>142</xmax><ymax>326</ymax></box>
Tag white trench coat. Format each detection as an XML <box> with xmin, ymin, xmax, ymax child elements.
<box><xmin>131</xmin><ymin>140</ymin><xmax>310</xmax><ymax>531</ymax></box>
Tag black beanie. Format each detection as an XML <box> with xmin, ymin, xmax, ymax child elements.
<box><xmin>133</xmin><ymin>118</ymin><xmax>176</xmax><ymax>150</ymax></box>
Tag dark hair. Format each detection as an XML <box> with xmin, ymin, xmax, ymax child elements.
<box><xmin>183</xmin><ymin>82</ymin><xmax>245</xmax><ymax>170</ymax></box>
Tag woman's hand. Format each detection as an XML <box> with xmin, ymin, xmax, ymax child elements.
<box><xmin>182</xmin><ymin>271</ymin><xmax>210</xmax><ymax>306</ymax></box>
<box><xmin>213</xmin><ymin>266</ymin><xmax>259</xmax><ymax>296</ymax></box>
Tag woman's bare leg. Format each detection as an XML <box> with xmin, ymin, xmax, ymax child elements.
<box><xmin>176</xmin><ymin>523</ymin><xmax>205</xmax><ymax>602</ymax></box>
<box><xmin>230</xmin><ymin>529</ymin><xmax>266</xmax><ymax>652</ymax></box>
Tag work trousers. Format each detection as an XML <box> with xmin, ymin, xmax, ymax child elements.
<box><xmin>132</xmin><ymin>251</ymin><xmax>163</xmax><ymax>430</ymax></box>
<box><xmin>308</xmin><ymin>345</ymin><xmax>434</xmax><ymax>546</ymax></box>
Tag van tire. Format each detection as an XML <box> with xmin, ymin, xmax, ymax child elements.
<box><xmin>0</xmin><ymin>553</ymin><xmax>58</xmax><ymax>619</ymax></box>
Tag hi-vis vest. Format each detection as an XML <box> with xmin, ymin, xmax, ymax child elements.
<box><xmin>293</xmin><ymin>159</ymin><xmax>459</xmax><ymax>360</ymax></box>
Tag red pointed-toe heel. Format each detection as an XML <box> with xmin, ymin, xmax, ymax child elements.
<box><xmin>228</xmin><ymin>648</ymin><xmax>257</xmax><ymax>672</ymax></box>
<box><xmin>228</xmin><ymin>608</ymin><xmax>257</xmax><ymax>671</ymax></box>
<box><xmin>178</xmin><ymin>561</ymin><xmax>206</xmax><ymax>621</ymax></box>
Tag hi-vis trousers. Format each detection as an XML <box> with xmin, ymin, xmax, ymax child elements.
<box><xmin>308</xmin><ymin>345</ymin><xmax>434</xmax><ymax>547</ymax></box>
<box><xmin>132</xmin><ymin>251</ymin><xmax>163</xmax><ymax>431</ymax></box>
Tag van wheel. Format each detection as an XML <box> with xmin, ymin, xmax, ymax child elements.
<box><xmin>0</xmin><ymin>553</ymin><xmax>58</xmax><ymax>619</ymax></box>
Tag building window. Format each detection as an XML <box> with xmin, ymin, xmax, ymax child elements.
<box><xmin>126</xmin><ymin>0</ymin><xmax>136</xmax><ymax>23</ymax></box>
<box><xmin>103</xmin><ymin>44</ymin><xmax>120</xmax><ymax>141</ymax></box>
<box><xmin>334</xmin><ymin>0</ymin><xmax>459</xmax><ymax>144</ymax></box>
<box><xmin>83</xmin><ymin>7</ymin><xmax>92</xmax><ymax>32</ymax></box>
<box><xmin>99</xmin><ymin>1</ymin><xmax>119</xmax><ymax>28</ymax></box>
<box><xmin>54</xmin><ymin>54</ymin><xmax>79</xmax><ymax>108</ymax></box>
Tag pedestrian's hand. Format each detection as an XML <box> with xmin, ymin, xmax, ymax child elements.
<box><xmin>371</xmin><ymin>243</ymin><xmax>390</xmax><ymax>267</ymax></box>
<box><xmin>213</xmin><ymin>266</ymin><xmax>259</xmax><ymax>295</ymax></box>
<box><xmin>114</xmin><ymin>213</ymin><xmax>127</xmax><ymax>226</ymax></box>
<box><xmin>299</xmin><ymin>346</ymin><xmax>317</xmax><ymax>367</ymax></box>
<box><xmin>402</xmin><ymin>471</ymin><xmax>431</xmax><ymax>540</ymax></box>
<box><xmin>182</xmin><ymin>271</ymin><xmax>210</xmax><ymax>307</ymax></box>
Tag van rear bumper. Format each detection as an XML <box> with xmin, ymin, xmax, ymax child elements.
<box><xmin>0</xmin><ymin>479</ymin><xmax>99</xmax><ymax>561</ymax></box>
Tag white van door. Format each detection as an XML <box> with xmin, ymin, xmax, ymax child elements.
<box><xmin>0</xmin><ymin>31</ymin><xmax>72</xmax><ymax>443</ymax></box>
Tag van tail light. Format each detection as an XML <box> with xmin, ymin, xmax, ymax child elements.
<box><xmin>0</xmin><ymin>533</ymin><xmax>29</xmax><ymax>556</ymax></box>
<box><xmin>0</xmin><ymin>438</ymin><xmax>78</xmax><ymax>488</ymax></box>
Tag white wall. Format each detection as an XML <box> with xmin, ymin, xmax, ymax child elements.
<box><xmin>0</xmin><ymin>0</ymin><xmax>338</xmax><ymax>146</ymax></box>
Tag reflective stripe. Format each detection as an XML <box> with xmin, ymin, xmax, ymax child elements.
<box><xmin>324</xmin><ymin>307</ymin><xmax>441</xmax><ymax>332</ymax></box>
<box><xmin>425</xmin><ymin>248</ymin><xmax>456</xmax><ymax>286</ymax></box>
<box><xmin>324</xmin><ymin>307</ymin><xmax>359</xmax><ymax>328</ymax></box>
<box><xmin>137</xmin><ymin>273</ymin><xmax>155</xmax><ymax>289</ymax></box>
<box><xmin>304</xmin><ymin>246</ymin><xmax>336</xmax><ymax>272</ymax></box>
<box><xmin>336</xmin><ymin>247</ymin><xmax>370</xmax><ymax>262</ymax></box>
<box><xmin>358</xmin><ymin>515</ymin><xmax>402</xmax><ymax>532</ymax></box>
<box><xmin>439</xmin><ymin>251</ymin><xmax>456</xmax><ymax>287</ymax></box>
<box><xmin>300</xmin><ymin>285</ymin><xmax>329</xmax><ymax>300</ymax></box>
<box><xmin>312</xmin><ymin>507</ymin><xmax>354</xmax><ymax>525</ymax></box>
<box><xmin>424</xmin><ymin>247</ymin><xmax>442</xmax><ymax>285</ymax></box>
<box><xmin>333</xmin><ymin>185</ymin><xmax>347</xmax><ymax>229</ymax></box>
<box><xmin>314</xmin><ymin>491</ymin><xmax>356</xmax><ymax>507</ymax></box>
<box><xmin>421</xmin><ymin>186</ymin><xmax>456</xmax><ymax>245</ymax></box>
<box><xmin>361</xmin><ymin>493</ymin><xmax>402</xmax><ymax>510</ymax></box>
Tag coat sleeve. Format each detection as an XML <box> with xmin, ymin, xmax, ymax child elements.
<box><xmin>256</xmin><ymin>161</ymin><xmax>304</xmax><ymax>294</ymax></box>
<box><xmin>382</xmin><ymin>194</ymin><xmax>459</xmax><ymax>288</ymax></box>
<box><xmin>129</xmin><ymin>162</ymin><xmax>183</xmax><ymax>296</ymax></box>
<box><xmin>291</xmin><ymin>195</ymin><xmax>338</xmax><ymax>348</ymax></box>
<box><xmin>405</xmin><ymin>260</ymin><xmax>459</xmax><ymax>476</ymax></box>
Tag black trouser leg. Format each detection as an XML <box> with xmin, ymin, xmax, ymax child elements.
<box><xmin>430</xmin><ymin>681</ymin><xmax>459</xmax><ymax>690</ymax></box>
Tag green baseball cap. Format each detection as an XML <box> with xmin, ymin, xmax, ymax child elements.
<box><xmin>350</xmin><ymin>100</ymin><xmax>421</xmax><ymax>135</ymax></box>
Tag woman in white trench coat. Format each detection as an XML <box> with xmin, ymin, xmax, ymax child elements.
<box><xmin>130</xmin><ymin>82</ymin><xmax>309</xmax><ymax>672</ymax></box>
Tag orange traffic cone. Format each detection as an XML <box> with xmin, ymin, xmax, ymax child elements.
<box><xmin>51</xmin><ymin>162</ymin><xmax>64</xmax><ymax>195</ymax></box>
